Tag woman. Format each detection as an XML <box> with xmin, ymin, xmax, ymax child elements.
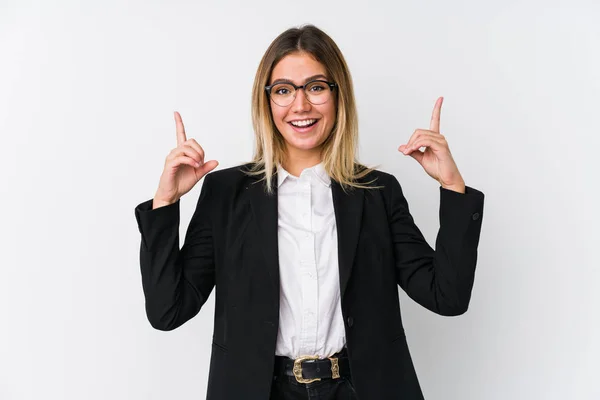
<box><xmin>134</xmin><ymin>25</ymin><xmax>485</xmax><ymax>400</ymax></box>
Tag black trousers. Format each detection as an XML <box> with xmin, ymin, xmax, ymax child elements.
<box><xmin>269</xmin><ymin>374</ymin><xmax>359</xmax><ymax>400</ymax></box>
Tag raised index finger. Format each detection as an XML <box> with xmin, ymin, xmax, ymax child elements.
<box><xmin>429</xmin><ymin>96</ymin><xmax>443</xmax><ymax>133</ymax></box>
<box><xmin>174</xmin><ymin>111</ymin><xmax>187</xmax><ymax>146</ymax></box>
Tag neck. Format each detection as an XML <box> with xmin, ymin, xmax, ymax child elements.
<box><xmin>281</xmin><ymin>148</ymin><xmax>322</xmax><ymax>177</ymax></box>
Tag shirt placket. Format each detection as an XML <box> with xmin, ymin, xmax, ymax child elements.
<box><xmin>297</xmin><ymin>173</ymin><xmax>319</xmax><ymax>356</ymax></box>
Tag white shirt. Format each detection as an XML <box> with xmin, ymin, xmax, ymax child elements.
<box><xmin>274</xmin><ymin>162</ymin><xmax>346</xmax><ymax>360</ymax></box>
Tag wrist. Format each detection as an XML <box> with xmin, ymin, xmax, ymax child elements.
<box><xmin>152</xmin><ymin>197</ymin><xmax>177</xmax><ymax>209</ymax></box>
<box><xmin>441</xmin><ymin>182</ymin><xmax>466</xmax><ymax>194</ymax></box>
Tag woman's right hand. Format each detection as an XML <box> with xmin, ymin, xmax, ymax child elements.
<box><xmin>153</xmin><ymin>111</ymin><xmax>218</xmax><ymax>208</ymax></box>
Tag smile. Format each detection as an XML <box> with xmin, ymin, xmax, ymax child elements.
<box><xmin>289</xmin><ymin>119</ymin><xmax>318</xmax><ymax>127</ymax></box>
<box><xmin>288</xmin><ymin>119</ymin><xmax>319</xmax><ymax>133</ymax></box>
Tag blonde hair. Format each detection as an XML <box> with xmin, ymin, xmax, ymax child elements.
<box><xmin>245</xmin><ymin>24</ymin><xmax>382</xmax><ymax>194</ymax></box>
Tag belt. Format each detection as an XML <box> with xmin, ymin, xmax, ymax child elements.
<box><xmin>273</xmin><ymin>348</ymin><xmax>351</xmax><ymax>384</ymax></box>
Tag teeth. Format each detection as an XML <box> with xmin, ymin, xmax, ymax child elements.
<box><xmin>290</xmin><ymin>119</ymin><xmax>316</xmax><ymax>127</ymax></box>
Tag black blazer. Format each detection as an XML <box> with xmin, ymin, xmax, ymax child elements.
<box><xmin>134</xmin><ymin>163</ymin><xmax>485</xmax><ymax>399</ymax></box>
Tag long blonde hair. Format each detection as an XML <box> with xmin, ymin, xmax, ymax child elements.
<box><xmin>245</xmin><ymin>24</ymin><xmax>381</xmax><ymax>194</ymax></box>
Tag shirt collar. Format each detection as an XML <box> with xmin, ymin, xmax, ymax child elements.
<box><xmin>277</xmin><ymin>162</ymin><xmax>331</xmax><ymax>188</ymax></box>
<box><xmin>276</xmin><ymin>164</ymin><xmax>291</xmax><ymax>188</ymax></box>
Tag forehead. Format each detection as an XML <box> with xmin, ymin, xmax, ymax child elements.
<box><xmin>270</xmin><ymin>52</ymin><xmax>328</xmax><ymax>83</ymax></box>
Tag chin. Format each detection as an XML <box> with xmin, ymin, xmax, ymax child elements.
<box><xmin>286</xmin><ymin>136</ymin><xmax>324</xmax><ymax>151</ymax></box>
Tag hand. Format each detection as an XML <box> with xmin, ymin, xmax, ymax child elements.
<box><xmin>153</xmin><ymin>111</ymin><xmax>218</xmax><ymax>208</ymax></box>
<box><xmin>398</xmin><ymin>97</ymin><xmax>465</xmax><ymax>192</ymax></box>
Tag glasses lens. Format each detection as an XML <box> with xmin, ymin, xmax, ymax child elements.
<box><xmin>305</xmin><ymin>81</ymin><xmax>331</xmax><ymax>105</ymax></box>
<box><xmin>270</xmin><ymin>83</ymin><xmax>295</xmax><ymax>107</ymax></box>
<box><xmin>268</xmin><ymin>81</ymin><xmax>334</xmax><ymax>106</ymax></box>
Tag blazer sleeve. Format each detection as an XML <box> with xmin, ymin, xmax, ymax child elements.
<box><xmin>133</xmin><ymin>173</ymin><xmax>216</xmax><ymax>330</ymax></box>
<box><xmin>385</xmin><ymin>175</ymin><xmax>485</xmax><ymax>316</ymax></box>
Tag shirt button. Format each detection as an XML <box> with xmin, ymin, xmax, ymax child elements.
<box><xmin>472</xmin><ymin>212</ymin><xmax>480</xmax><ymax>220</ymax></box>
<box><xmin>347</xmin><ymin>317</ymin><xmax>354</xmax><ymax>327</ymax></box>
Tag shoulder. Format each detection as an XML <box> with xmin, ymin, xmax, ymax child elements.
<box><xmin>355</xmin><ymin>164</ymin><xmax>399</xmax><ymax>190</ymax></box>
<box><xmin>206</xmin><ymin>162</ymin><xmax>253</xmax><ymax>180</ymax></box>
<box><xmin>202</xmin><ymin>162</ymin><xmax>258</xmax><ymax>193</ymax></box>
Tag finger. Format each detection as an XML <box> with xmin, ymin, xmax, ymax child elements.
<box><xmin>399</xmin><ymin>142</ymin><xmax>425</xmax><ymax>155</ymax></box>
<box><xmin>168</xmin><ymin>155</ymin><xmax>202</xmax><ymax>169</ymax></box>
<box><xmin>174</xmin><ymin>111</ymin><xmax>187</xmax><ymax>146</ymax></box>
<box><xmin>429</xmin><ymin>97</ymin><xmax>443</xmax><ymax>133</ymax></box>
<box><xmin>408</xmin><ymin>137</ymin><xmax>444</xmax><ymax>154</ymax></box>
<box><xmin>168</xmin><ymin>145</ymin><xmax>202</xmax><ymax>164</ymax></box>
<box><xmin>399</xmin><ymin>129</ymin><xmax>423</xmax><ymax>153</ymax></box>
<box><xmin>399</xmin><ymin>129</ymin><xmax>435</xmax><ymax>154</ymax></box>
<box><xmin>183</xmin><ymin>139</ymin><xmax>205</xmax><ymax>165</ymax></box>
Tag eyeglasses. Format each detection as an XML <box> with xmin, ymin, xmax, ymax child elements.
<box><xmin>265</xmin><ymin>79</ymin><xmax>337</xmax><ymax>107</ymax></box>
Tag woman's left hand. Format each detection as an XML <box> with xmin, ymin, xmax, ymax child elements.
<box><xmin>398</xmin><ymin>97</ymin><xmax>466</xmax><ymax>193</ymax></box>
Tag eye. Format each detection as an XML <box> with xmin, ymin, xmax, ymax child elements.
<box><xmin>271</xmin><ymin>83</ymin><xmax>294</xmax><ymax>96</ymax></box>
<box><xmin>307</xmin><ymin>82</ymin><xmax>328</xmax><ymax>92</ymax></box>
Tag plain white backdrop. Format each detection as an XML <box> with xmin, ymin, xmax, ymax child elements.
<box><xmin>1</xmin><ymin>0</ymin><xmax>598</xmax><ymax>399</ymax></box>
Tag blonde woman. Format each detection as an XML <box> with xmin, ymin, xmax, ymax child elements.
<box><xmin>134</xmin><ymin>24</ymin><xmax>485</xmax><ymax>400</ymax></box>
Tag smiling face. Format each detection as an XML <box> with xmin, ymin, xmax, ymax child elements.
<box><xmin>268</xmin><ymin>52</ymin><xmax>337</xmax><ymax>162</ymax></box>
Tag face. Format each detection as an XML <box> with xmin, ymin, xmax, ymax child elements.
<box><xmin>268</xmin><ymin>52</ymin><xmax>337</xmax><ymax>160</ymax></box>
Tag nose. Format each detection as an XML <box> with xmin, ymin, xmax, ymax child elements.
<box><xmin>290</xmin><ymin>88</ymin><xmax>311</xmax><ymax>113</ymax></box>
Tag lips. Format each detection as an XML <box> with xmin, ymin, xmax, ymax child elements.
<box><xmin>288</xmin><ymin>118</ymin><xmax>320</xmax><ymax>127</ymax></box>
<box><xmin>289</xmin><ymin>120</ymin><xmax>317</xmax><ymax>128</ymax></box>
<box><xmin>288</xmin><ymin>119</ymin><xmax>319</xmax><ymax>132</ymax></box>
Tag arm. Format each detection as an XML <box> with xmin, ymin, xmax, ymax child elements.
<box><xmin>134</xmin><ymin>173</ymin><xmax>216</xmax><ymax>330</ymax></box>
<box><xmin>386</xmin><ymin>175</ymin><xmax>485</xmax><ymax>316</ymax></box>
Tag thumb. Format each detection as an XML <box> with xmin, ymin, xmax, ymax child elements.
<box><xmin>399</xmin><ymin>145</ymin><xmax>424</xmax><ymax>164</ymax></box>
<box><xmin>197</xmin><ymin>160</ymin><xmax>219</xmax><ymax>176</ymax></box>
<box><xmin>408</xmin><ymin>150</ymin><xmax>424</xmax><ymax>164</ymax></box>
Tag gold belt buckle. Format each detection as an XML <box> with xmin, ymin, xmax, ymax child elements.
<box><xmin>292</xmin><ymin>355</ymin><xmax>341</xmax><ymax>384</ymax></box>
<box><xmin>328</xmin><ymin>356</ymin><xmax>340</xmax><ymax>379</ymax></box>
<box><xmin>293</xmin><ymin>355</ymin><xmax>320</xmax><ymax>384</ymax></box>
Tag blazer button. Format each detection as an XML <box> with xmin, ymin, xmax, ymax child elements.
<box><xmin>347</xmin><ymin>317</ymin><xmax>354</xmax><ymax>327</ymax></box>
<box><xmin>472</xmin><ymin>212</ymin><xmax>480</xmax><ymax>220</ymax></box>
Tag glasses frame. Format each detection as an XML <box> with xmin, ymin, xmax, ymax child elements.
<box><xmin>264</xmin><ymin>79</ymin><xmax>338</xmax><ymax>106</ymax></box>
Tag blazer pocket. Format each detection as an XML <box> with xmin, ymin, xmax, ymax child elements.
<box><xmin>212</xmin><ymin>340</ymin><xmax>228</xmax><ymax>353</ymax></box>
<box><xmin>391</xmin><ymin>330</ymin><xmax>406</xmax><ymax>343</ymax></box>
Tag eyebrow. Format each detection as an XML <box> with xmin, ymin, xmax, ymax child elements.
<box><xmin>270</xmin><ymin>74</ymin><xmax>329</xmax><ymax>86</ymax></box>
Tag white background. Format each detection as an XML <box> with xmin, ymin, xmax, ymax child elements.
<box><xmin>1</xmin><ymin>0</ymin><xmax>599</xmax><ymax>399</ymax></box>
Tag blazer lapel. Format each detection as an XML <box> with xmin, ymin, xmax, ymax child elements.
<box><xmin>247</xmin><ymin>173</ymin><xmax>365</xmax><ymax>303</ymax></box>
<box><xmin>331</xmin><ymin>180</ymin><xmax>364</xmax><ymax>301</ymax></box>
<box><xmin>247</xmin><ymin>177</ymin><xmax>281</xmax><ymax>295</ymax></box>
